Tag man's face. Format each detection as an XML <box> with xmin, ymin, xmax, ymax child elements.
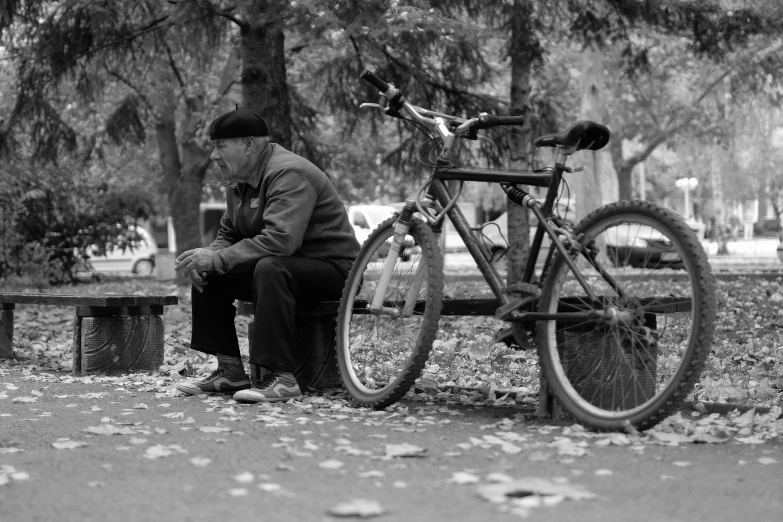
<box><xmin>210</xmin><ymin>138</ymin><xmax>250</xmax><ymax>183</ymax></box>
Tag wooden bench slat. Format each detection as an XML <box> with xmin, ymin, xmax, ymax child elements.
<box><xmin>0</xmin><ymin>293</ymin><xmax>177</xmax><ymax>307</ymax></box>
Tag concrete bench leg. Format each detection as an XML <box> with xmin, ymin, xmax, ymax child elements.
<box><xmin>73</xmin><ymin>306</ymin><xmax>164</xmax><ymax>375</ymax></box>
<box><xmin>1</xmin><ymin>304</ymin><xmax>14</xmax><ymax>359</ymax></box>
<box><xmin>248</xmin><ymin>313</ymin><xmax>342</xmax><ymax>390</ymax></box>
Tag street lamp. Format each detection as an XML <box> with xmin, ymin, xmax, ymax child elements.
<box><xmin>675</xmin><ymin>177</ymin><xmax>699</xmax><ymax>220</ymax></box>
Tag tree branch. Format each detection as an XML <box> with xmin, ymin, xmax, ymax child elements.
<box><xmin>105</xmin><ymin>69</ymin><xmax>154</xmax><ymax>111</ymax></box>
<box><xmin>213</xmin><ymin>8</ymin><xmax>246</xmax><ymax>29</ymax></box>
<box><xmin>163</xmin><ymin>42</ymin><xmax>187</xmax><ymax>91</ymax></box>
<box><xmin>380</xmin><ymin>46</ymin><xmax>505</xmax><ymax>109</ymax></box>
<box><xmin>349</xmin><ymin>36</ymin><xmax>365</xmax><ymax>73</ymax></box>
<box><xmin>43</xmin><ymin>15</ymin><xmax>173</xmax><ymax>91</ymax></box>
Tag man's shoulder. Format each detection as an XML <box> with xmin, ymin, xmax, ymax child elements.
<box><xmin>266</xmin><ymin>145</ymin><xmax>328</xmax><ymax>184</ymax></box>
<box><xmin>268</xmin><ymin>144</ymin><xmax>317</xmax><ymax>170</ymax></box>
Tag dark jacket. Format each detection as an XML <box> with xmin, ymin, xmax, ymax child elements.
<box><xmin>209</xmin><ymin>143</ymin><xmax>360</xmax><ymax>276</ymax></box>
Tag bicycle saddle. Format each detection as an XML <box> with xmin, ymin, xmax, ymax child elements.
<box><xmin>534</xmin><ymin>120</ymin><xmax>610</xmax><ymax>151</ymax></box>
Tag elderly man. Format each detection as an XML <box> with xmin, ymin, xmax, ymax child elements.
<box><xmin>174</xmin><ymin>108</ymin><xmax>360</xmax><ymax>402</ymax></box>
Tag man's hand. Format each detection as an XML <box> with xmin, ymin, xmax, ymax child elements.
<box><xmin>175</xmin><ymin>248</ymin><xmax>217</xmax><ymax>278</ymax></box>
<box><xmin>190</xmin><ymin>270</ymin><xmax>208</xmax><ymax>294</ymax></box>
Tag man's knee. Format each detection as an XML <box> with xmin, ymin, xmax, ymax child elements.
<box><xmin>253</xmin><ymin>257</ymin><xmax>292</xmax><ymax>284</ymax></box>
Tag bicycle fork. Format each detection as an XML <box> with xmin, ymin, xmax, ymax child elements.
<box><xmin>368</xmin><ymin>200</ymin><xmax>433</xmax><ymax>319</ymax></box>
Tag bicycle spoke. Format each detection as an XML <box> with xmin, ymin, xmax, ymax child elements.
<box><xmin>538</xmin><ymin>201</ymin><xmax>714</xmax><ymax>430</ymax></box>
<box><xmin>337</xmin><ymin>217</ymin><xmax>443</xmax><ymax>408</ymax></box>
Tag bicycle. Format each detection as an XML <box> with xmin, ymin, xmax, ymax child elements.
<box><xmin>336</xmin><ymin>69</ymin><xmax>716</xmax><ymax>431</ymax></box>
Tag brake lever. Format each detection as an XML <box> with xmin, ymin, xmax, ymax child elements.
<box><xmin>477</xmin><ymin>135</ymin><xmax>497</xmax><ymax>148</ymax></box>
<box><xmin>359</xmin><ymin>103</ymin><xmax>386</xmax><ymax>111</ymax></box>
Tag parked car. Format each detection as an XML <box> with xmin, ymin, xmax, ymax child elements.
<box><xmin>347</xmin><ymin>204</ymin><xmax>417</xmax><ymax>260</ymax></box>
<box><xmin>604</xmin><ymin>223</ymin><xmax>683</xmax><ymax>269</ymax></box>
<box><xmin>347</xmin><ymin>205</ymin><xmax>398</xmax><ymax>245</ymax></box>
<box><xmin>480</xmin><ymin>203</ymin><xmax>702</xmax><ymax>269</ymax></box>
<box><xmin>77</xmin><ymin>226</ymin><xmax>158</xmax><ymax>276</ymax></box>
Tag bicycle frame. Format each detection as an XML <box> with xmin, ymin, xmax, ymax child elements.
<box><xmin>362</xmin><ymin>84</ymin><xmax>608</xmax><ymax>323</ymax></box>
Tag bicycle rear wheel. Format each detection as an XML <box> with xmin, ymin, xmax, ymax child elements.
<box><xmin>336</xmin><ymin>217</ymin><xmax>443</xmax><ymax>408</ymax></box>
<box><xmin>537</xmin><ymin>200</ymin><xmax>715</xmax><ymax>431</ymax></box>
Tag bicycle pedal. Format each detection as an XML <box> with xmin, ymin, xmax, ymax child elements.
<box><xmin>493</xmin><ymin>327</ymin><xmax>515</xmax><ymax>345</ymax></box>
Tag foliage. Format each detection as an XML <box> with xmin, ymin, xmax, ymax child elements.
<box><xmin>0</xmin><ymin>159</ymin><xmax>153</xmax><ymax>286</ymax></box>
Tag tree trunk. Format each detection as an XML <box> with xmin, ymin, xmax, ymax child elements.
<box><xmin>506</xmin><ymin>0</ymin><xmax>534</xmax><ymax>286</ymax></box>
<box><xmin>616</xmin><ymin>162</ymin><xmax>634</xmax><ymax>201</ymax></box>
<box><xmin>573</xmin><ymin>46</ymin><xmax>618</xmax><ymax>221</ymax></box>
<box><xmin>241</xmin><ymin>1</ymin><xmax>292</xmax><ymax>149</ymax></box>
<box><xmin>153</xmin><ymin>66</ymin><xmax>209</xmax><ymax>285</ymax></box>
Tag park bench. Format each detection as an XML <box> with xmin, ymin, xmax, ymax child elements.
<box><xmin>240</xmin><ymin>298</ymin><xmax>523</xmax><ymax>391</ymax></box>
<box><xmin>242</xmin><ymin>296</ymin><xmax>671</xmax><ymax>419</ymax></box>
<box><xmin>0</xmin><ymin>293</ymin><xmax>178</xmax><ymax>375</ymax></box>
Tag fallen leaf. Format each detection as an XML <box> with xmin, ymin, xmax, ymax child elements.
<box><xmin>358</xmin><ymin>471</ymin><xmax>384</xmax><ymax>479</ymax></box>
<box><xmin>319</xmin><ymin>459</ymin><xmax>345</xmax><ymax>470</ymax></box>
<box><xmin>143</xmin><ymin>444</ymin><xmax>187</xmax><ymax>459</ymax></box>
<box><xmin>528</xmin><ymin>451</ymin><xmax>550</xmax><ymax>462</ymax></box>
<box><xmin>52</xmin><ymin>441</ymin><xmax>90</xmax><ymax>450</ymax></box>
<box><xmin>485</xmin><ymin>473</ymin><xmax>514</xmax><ymax>483</ymax></box>
<box><xmin>757</xmin><ymin>457</ymin><xmax>777</xmax><ymax>465</ymax></box>
<box><xmin>190</xmin><ymin>457</ymin><xmax>212</xmax><ymax>467</ymax></box>
<box><xmin>384</xmin><ymin>443</ymin><xmax>426</xmax><ymax>458</ymax></box>
<box><xmin>234</xmin><ymin>472</ymin><xmax>254</xmax><ymax>483</ymax></box>
<box><xmin>198</xmin><ymin>426</ymin><xmax>231</xmax><ymax>433</ymax></box>
<box><xmin>548</xmin><ymin>438</ymin><xmax>587</xmax><ymax>457</ymax></box>
<box><xmin>448</xmin><ymin>471</ymin><xmax>480</xmax><ymax>484</ymax></box>
<box><xmin>672</xmin><ymin>461</ymin><xmax>692</xmax><ymax>467</ymax></box>
<box><xmin>477</xmin><ymin>478</ymin><xmax>597</xmax><ymax>505</ymax></box>
<box><xmin>327</xmin><ymin>498</ymin><xmax>386</xmax><ymax>518</ymax></box>
<box><xmin>84</xmin><ymin>425</ymin><xmax>136</xmax><ymax>436</ymax></box>
<box><xmin>229</xmin><ymin>488</ymin><xmax>248</xmax><ymax>497</ymax></box>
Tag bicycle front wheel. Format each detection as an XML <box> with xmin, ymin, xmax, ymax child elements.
<box><xmin>537</xmin><ymin>200</ymin><xmax>715</xmax><ymax>431</ymax></box>
<box><xmin>336</xmin><ymin>217</ymin><xmax>443</xmax><ymax>408</ymax></box>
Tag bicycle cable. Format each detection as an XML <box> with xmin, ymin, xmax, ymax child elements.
<box><xmin>478</xmin><ymin>221</ymin><xmax>509</xmax><ymax>263</ymax></box>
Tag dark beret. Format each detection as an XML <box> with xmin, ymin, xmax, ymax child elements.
<box><xmin>208</xmin><ymin>108</ymin><xmax>269</xmax><ymax>140</ymax></box>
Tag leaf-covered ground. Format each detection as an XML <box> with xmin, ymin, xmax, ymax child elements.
<box><xmin>2</xmin><ymin>275</ymin><xmax>782</xmax><ymax>520</ymax></box>
<box><xmin>2</xmin><ymin>274</ymin><xmax>782</xmax><ymax>409</ymax></box>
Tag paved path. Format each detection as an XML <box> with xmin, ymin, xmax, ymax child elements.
<box><xmin>0</xmin><ymin>371</ymin><xmax>781</xmax><ymax>522</ymax></box>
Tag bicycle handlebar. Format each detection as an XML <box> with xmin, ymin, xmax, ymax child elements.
<box><xmin>359</xmin><ymin>69</ymin><xmax>524</xmax><ymax>133</ymax></box>
<box><xmin>360</xmin><ymin>69</ymin><xmax>390</xmax><ymax>93</ymax></box>
<box><xmin>475</xmin><ymin>114</ymin><xmax>526</xmax><ymax>129</ymax></box>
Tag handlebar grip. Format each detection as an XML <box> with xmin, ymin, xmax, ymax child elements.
<box><xmin>476</xmin><ymin>114</ymin><xmax>526</xmax><ymax>129</ymax></box>
<box><xmin>360</xmin><ymin>69</ymin><xmax>390</xmax><ymax>93</ymax></box>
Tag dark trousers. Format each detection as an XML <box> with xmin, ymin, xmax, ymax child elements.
<box><xmin>190</xmin><ymin>256</ymin><xmax>346</xmax><ymax>374</ymax></box>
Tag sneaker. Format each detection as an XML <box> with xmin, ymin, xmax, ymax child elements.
<box><xmin>233</xmin><ymin>371</ymin><xmax>302</xmax><ymax>403</ymax></box>
<box><xmin>176</xmin><ymin>368</ymin><xmax>251</xmax><ymax>395</ymax></box>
